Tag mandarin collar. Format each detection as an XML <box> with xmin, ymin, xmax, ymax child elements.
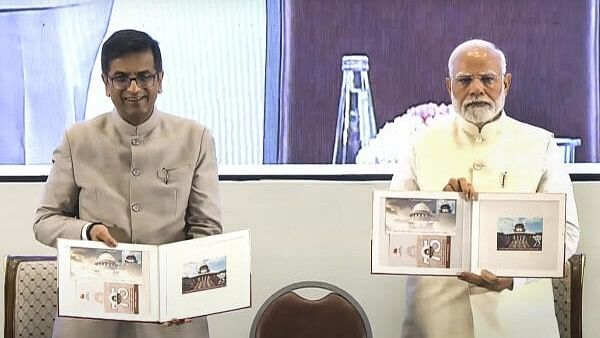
<box><xmin>110</xmin><ymin>107</ymin><xmax>161</xmax><ymax>136</ymax></box>
<box><xmin>455</xmin><ymin>109</ymin><xmax>508</xmax><ymax>139</ymax></box>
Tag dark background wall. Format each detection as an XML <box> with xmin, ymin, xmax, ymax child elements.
<box><xmin>270</xmin><ymin>0</ymin><xmax>599</xmax><ymax>163</ymax></box>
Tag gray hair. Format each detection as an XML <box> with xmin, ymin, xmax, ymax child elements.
<box><xmin>448</xmin><ymin>39</ymin><xmax>507</xmax><ymax>75</ymax></box>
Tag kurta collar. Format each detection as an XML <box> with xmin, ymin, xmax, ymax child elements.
<box><xmin>455</xmin><ymin>110</ymin><xmax>508</xmax><ymax>139</ymax></box>
<box><xmin>110</xmin><ymin>107</ymin><xmax>161</xmax><ymax>136</ymax></box>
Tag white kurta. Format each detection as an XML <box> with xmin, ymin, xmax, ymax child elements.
<box><xmin>391</xmin><ymin>112</ymin><xmax>580</xmax><ymax>338</ymax></box>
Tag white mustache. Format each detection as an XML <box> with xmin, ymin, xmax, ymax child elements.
<box><xmin>463</xmin><ymin>99</ymin><xmax>493</xmax><ymax>107</ymax></box>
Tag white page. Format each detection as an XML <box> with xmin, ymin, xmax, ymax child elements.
<box><xmin>158</xmin><ymin>230</ymin><xmax>251</xmax><ymax>321</ymax></box>
<box><xmin>473</xmin><ymin>193</ymin><xmax>566</xmax><ymax>277</ymax></box>
<box><xmin>470</xmin><ymin>200</ymin><xmax>480</xmax><ymax>274</ymax></box>
<box><xmin>57</xmin><ymin>239</ymin><xmax>160</xmax><ymax>322</ymax></box>
<box><xmin>462</xmin><ymin>200</ymin><xmax>473</xmax><ymax>274</ymax></box>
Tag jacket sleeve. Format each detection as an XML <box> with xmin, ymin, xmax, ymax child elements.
<box><xmin>33</xmin><ymin>132</ymin><xmax>88</xmax><ymax>247</ymax></box>
<box><xmin>185</xmin><ymin>128</ymin><xmax>223</xmax><ymax>238</ymax></box>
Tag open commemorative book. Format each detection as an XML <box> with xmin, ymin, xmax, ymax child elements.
<box><xmin>56</xmin><ymin>229</ymin><xmax>250</xmax><ymax>322</ymax></box>
<box><xmin>371</xmin><ymin>191</ymin><xmax>566</xmax><ymax>278</ymax></box>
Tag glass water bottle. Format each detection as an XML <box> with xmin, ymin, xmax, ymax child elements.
<box><xmin>332</xmin><ymin>55</ymin><xmax>376</xmax><ymax>164</ymax></box>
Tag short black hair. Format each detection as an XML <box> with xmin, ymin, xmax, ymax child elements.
<box><xmin>101</xmin><ymin>29</ymin><xmax>162</xmax><ymax>74</ymax></box>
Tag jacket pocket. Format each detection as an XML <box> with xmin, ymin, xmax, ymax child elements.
<box><xmin>478</xmin><ymin>168</ymin><xmax>542</xmax><ymax>192</ymax></box>
<box><xmin>155</xmin><ymin>163</ymin><xmax>193</xmax><ymax>216</ymax></box>
<box><xmin>157</xmin><ymin>163</ymin><xmax>192</xmax><ymax>185</ymax></box>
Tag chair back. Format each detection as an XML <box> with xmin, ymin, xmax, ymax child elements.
<box><xmin>4</xmin><ymin>256</ymin><xmax>57</xmax><ymax>338</ymax></box>
<box><xmin>553</xmin><ymin>253</ymin><xmax>586</xmax><ymax>338</ymax></box>
<box><xmin>250</xmin><ymin>281</ymin><xmax>372</xmax><ymax>338</ymax></box>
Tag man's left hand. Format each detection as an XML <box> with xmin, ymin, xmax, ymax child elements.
<box><xmin>458</xmin><ymin>269</ymin><xmax>513</xmax><ymax>292</ymax></box>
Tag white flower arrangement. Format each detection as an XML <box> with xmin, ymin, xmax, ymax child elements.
<box><xmin>356</xmin><ymin>102</ymin><xmax>455</xmax><ymax>164</ymax></box>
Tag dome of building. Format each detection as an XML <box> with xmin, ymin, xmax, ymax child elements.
<box><xmin>514</xmin><ymin>223</ymin><xmax>526</xmax><ymax>232</ymax></box>
<box><xmin>199</xmin><ymin>264</ymin><xmax>210</xmax><ymax>274</ymax></box>
<box><xmin>439</xmin><ymin>203</ymin><xmax>452</xmax><ymax>213</ymax></box>
<box><xmin>124</xmin><ymin>254</ymin><xmax>138</xmax><ymax>264</ymax></box>
<box><xmin>95</xmin><ymin>253</ymin><xmax>118</xmax><ymax>268</ymax></box>
<box><xmin>97</xmin><ymin>253</ymin><xmax>115</xmax><ymax>262</ymax></box>
<box><xmin>410</xmin><ymin>202</ymin><xmax>432</xmax><ymax>219</ymax></box>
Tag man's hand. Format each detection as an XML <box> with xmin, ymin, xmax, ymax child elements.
<box><xmin>162</xmin><ymin>318</ymin><xmax>192</xmax><ymax>326</ymax></box>
<box><xmin>443</xmin><ymin>177</ymin><xmax>478</xmax><ymax>200</ymax></box>
<box><xmin>89</xmin><ymin>224</ymin><xmax>118</xmax><ymax>247</ymax></box>
<box><xmin>458</xmin><ymin>269</ymin><xmax>513</xmax><ymax>292</ymax></box>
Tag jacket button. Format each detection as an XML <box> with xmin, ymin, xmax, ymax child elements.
<box><xmin>131</xmin><ymin>138</ymin><xmax>143</xmax><ymax>146</ymax></box>
<box><xmin>132</xmin><ymin>168</ymin><xmax>141</xmax><ymax>177</ymax></box>
<box><xmin>474</xmin><ymin>135</ymin><xmax>484</xmax><ymax>143</ymax></box>
<box><xmin>131</xmin><ymin>204</ymin><xmax>141</xmax><ymax>212</ymax></box>
<box><xmin>472</xmin><ymin>161</ymin><xmax>485</xmax><ymax>170</ymax></box>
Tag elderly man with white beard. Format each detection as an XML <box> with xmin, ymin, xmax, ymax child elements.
<box><xmin>390</xmin><ymin>39</ymin><xmax>580</xmax><ymax>338</ymax></box>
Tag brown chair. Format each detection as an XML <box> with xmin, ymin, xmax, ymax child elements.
<box><xmin>250</xmin><ymin>281</ymin><xmax>372</xmax><ymax>338</ymax></box>
<box><xmin>4</xmin><ymin>256</ymin><xmax>57</xmax><ymax>338</ymax></box>
<box><xmin>553</xmin><ymin>253</ymin><xmax>586</xmax><ymax>338</ymax></box>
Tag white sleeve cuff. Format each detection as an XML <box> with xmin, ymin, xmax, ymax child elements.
<box><xmin>511</xmin><ymin>277</ymin><xmax>538</xmax><ymax>290</ymax></box>
<box><xmin>81</xmin><ymin>222</ymin><xmax>94</xmax><ymax>240</ymax></box>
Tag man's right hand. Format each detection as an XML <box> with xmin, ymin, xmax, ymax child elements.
<box><xmin>443</xmin><ymin>177</ymin><xmax>478</xmax><ymax>200</ymax></box>
<box><xmin>89</xmin><ymin>224</ymin><xmax>118</xmax><ymax>247</ymax></box>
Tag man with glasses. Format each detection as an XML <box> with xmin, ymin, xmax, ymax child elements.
<box><xmin>34</xmin><ymin>29</ymin><xmax>221</xmax><ymax>338</ymax></box>
<box><xmin>391</xmin><ymin>39</ymin><xmax>579</xmax><ymax>338</ymax></box>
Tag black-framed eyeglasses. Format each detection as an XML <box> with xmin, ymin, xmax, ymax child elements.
<box><xmin>106</xmin><ymin>73</ymin><xmax>158</xmax><ymax>89</ymax></box>
<box><xmin>450</xmin><ymin>73</ymin><xmax>503</xmax><ymax>88</ymax></box>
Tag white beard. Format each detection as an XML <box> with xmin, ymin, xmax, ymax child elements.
<box><xmin>452</xmin><ymin>90</ymin><xmax>505</xmax><ymax>127</ymax></box>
